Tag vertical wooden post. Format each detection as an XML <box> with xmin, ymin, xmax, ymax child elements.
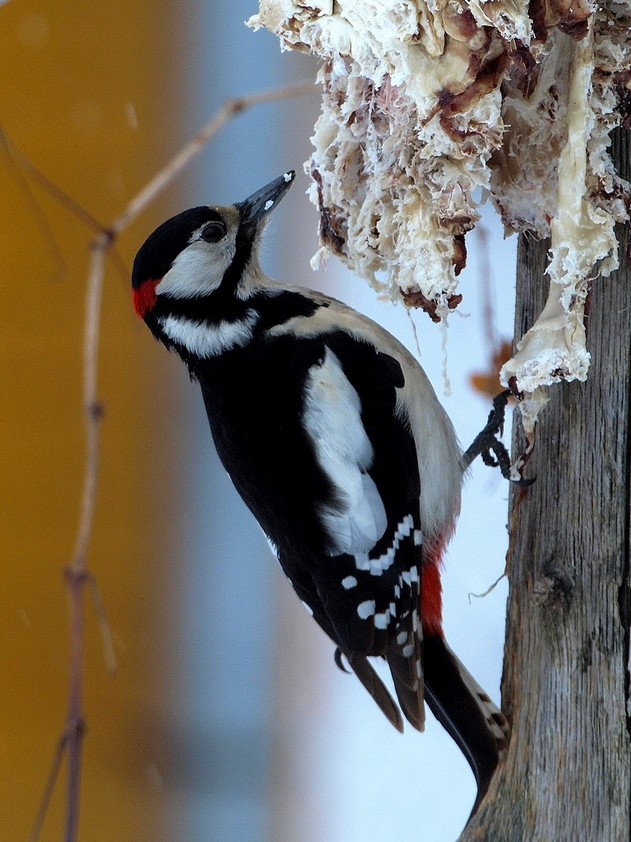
<box><xmin>460</xmin><ymin>131</ymin><xmax>631</xmax><ymax>840</ymax></box>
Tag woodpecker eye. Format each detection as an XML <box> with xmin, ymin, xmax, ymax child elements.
<box><xmin>201</xmin><ymin>220</ymin><xmax>227</xmax><ymax>243</ymax></box>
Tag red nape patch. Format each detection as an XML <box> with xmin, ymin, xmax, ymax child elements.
<box><xmin>133</xmin><ymin>278</ymin><xmax>160</xmax><ymax>318</ymax></box>
<box><xmin>421</xmin><ymin>561</ymin><xmax>444</xmax><ymax>638</ymax></box>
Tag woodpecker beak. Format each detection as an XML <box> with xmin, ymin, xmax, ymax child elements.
<box><xmin>237</xmin><ymin>171</ymin><xmax>296</xmax><ymax>229</ymax></box>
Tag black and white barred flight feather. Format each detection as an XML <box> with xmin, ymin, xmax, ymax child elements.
<box><xmin>131</xmin><ymin>171</ymin><xmax>509</xmax><ymax>811</ymax></box>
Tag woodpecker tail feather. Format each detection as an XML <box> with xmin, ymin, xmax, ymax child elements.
<box><xmin>387</xmin><ymin>640</ymin><xmax>425</xmax><ymax>731</ymax></box>
<box><xmin>344</xmin><ymin>652</ymin><xmax>405</xmax><ymax>733</ymax></box>
<box><xmin>422</xmin><ymin>636</ymin><xmax>510</xmax><ymax>813</ymax></box>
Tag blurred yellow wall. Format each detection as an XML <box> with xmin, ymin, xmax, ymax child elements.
<box><xmin>0</xmin><ymin>2</ymin><xmax>184</xmax><ymax>838</ymax></box>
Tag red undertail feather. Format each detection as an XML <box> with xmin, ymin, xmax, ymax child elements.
<box><xmin>133</xmin><ymin>278</ymin><xmax>160</xmax><ymax>318</ymax></box>
<box><xmin>421</xmin><ymin>545</ymin><xmax>444</xmax><ymax>638</ymax></box>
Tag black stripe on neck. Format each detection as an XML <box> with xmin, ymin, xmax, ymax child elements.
<box><xmin>220</xmin><ymin>212</ymin><xmax>256</xmax><ymax>295</ymax></box>
<box><xmin>154</xmin><ymin>287</ymin><xmax>325</xmax><ymax>332</ymax></box>
<box><xmin>153</xmin><ymin>290</ymin><xmax>247</xmax><ymax>323</ymax></box>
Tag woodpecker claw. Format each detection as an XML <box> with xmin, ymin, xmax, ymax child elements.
<box><xmin>463</xmin><ymin>390</ymin><xmax>533</xmax><ymax>485</ymax></box>
<box><xmin>334</xmin><ymin>647</ymin><xmax>351</xmax><ymax>674</ymax></box>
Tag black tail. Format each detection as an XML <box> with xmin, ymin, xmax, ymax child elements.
<box><xmin>423</xmin><ymin>635</ymin><xmax>510</xmax><ymax>813</ymax></box>
<box><xmin>344</xmin><ymin>651</ymin><xmax>405</xmax><ymax>733</ymax></box>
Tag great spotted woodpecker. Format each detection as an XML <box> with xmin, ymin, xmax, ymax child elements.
<box><xmin>132</xmin><ymin>171</ymin><xmax>510</xmax><ymax>809</ymax></box>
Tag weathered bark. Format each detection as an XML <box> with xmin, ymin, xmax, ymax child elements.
<box><xmin>460</xmin><ymin>129</ymin><xmax>631</xmax><ymax>840</ymax></box>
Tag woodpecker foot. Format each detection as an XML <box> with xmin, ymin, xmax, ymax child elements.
<box><xmin>334</xmin><ymin>647</ymin><xmax>351</xmax><ymax>674</ymax></box>
<box><xmin>463</xmin><ymin>391</ymin><xmax>533</xmax><ymax>485</ymax></box>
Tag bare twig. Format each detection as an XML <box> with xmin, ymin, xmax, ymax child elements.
<box><xmin>62</xmin><ymin>234</ymin><xmax>109</xmax><ymax>842</ymax></box>
<box><xmin>29</xmin><ymin>732</ymin><xmax>69</xmax><ymax>842</ymax></box>
<box><xmin>1</xmin><ymin>127</ymin><xmax>105</xmax><ymax>234</ymax></box>
<box><xmin>111</xmin><ymin>81</ymin><xmax>315</xmax><ymax>237</ymax></box>
<box><xmin>0</xmin><ymin>126</ymin><xmax>67</xmax><ymax>281</ymax></box>
<box><xmin>0</xmin><ymin>126</ymin><xmax>132</xmax><ymax>285</ymax></box>
<box><xmin>468</xmin><ymin>573</ymin><xmax>506</xmax><ymax>602</ymax></box>
<box><xmin>27</xmin><ymin>79</ymin><xmax>316</xmax><ymax>842</ymax></box>
<box><xmin>85</xmin><ymin>573</ymin><xmax>117</xmax><ymax>676</ymax></box>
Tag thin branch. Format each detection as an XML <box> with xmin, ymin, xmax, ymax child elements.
<box><xmin>29</xmin><ymin>733</ymin><xmax>68</xmax><ymax>842</ymax></box>
<box><xmin>0</xmin><ymin>126</ymin><xmax>131</xmax><ymax>285</ymax></box>
<box><xmin>1</xmin><ymin>129</ymin><xmax>105</xmax><ymax>234</ymax></box>
<box><xmin>468</xmin><ymin>573</ymin><xmax>506</xmax><ymax>602</ymax></box>
<box><xmin>63</xmin><ymin>567</ymin><xmax>87</xmax><ymax>842</ymax></box>
<box><xmin>62</xmin><ymin>236</ymin><xmax>109</xmax><ymax>842</ymax></box>
<box><xmin>85</xmin><ymin>572</ymin><xmax>117</xmax><ymax>676</ymax></box>
<box><xmin>27</xmin><ymin>78</ymin><xmax>316</xmax><ymax>842</ymax></box>
<box><xmin>110</xmin><ymin>80</ymin><xmax>315</xmax><ymax>237</ymax></box>
<box><xmin>0</xmin><ymin>127</ymin><xmax>67</xmax><ymax>281</ymax></box>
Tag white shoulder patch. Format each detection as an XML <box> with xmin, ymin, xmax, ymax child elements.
<box><xmin>302</xmin><ymin>347</ymin><xmax>387</xmax><ymax>556</ymax></box>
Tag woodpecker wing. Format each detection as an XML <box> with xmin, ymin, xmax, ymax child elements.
<box><xmin>283</xmin><ymin>328</ymin><xmax>427</xmax><ymax>730</ymax></box>
<box><xmin>284</xmin><ymin>562</ymin><xmax>405</xmax><ymax>733</ymax></box>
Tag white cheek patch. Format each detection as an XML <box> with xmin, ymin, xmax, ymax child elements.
<box><xmin>302</xmin><ymin>347</ymin><xmax>387</xmax><ymax>556</ymax></box>
<box><xmin>156</xmin><ymin>235</ymin><xmax>236</xmax><ymax>299</ymax></box>
<box><xmin>159</xmin><ymin>309</ymin><xmax>258</xmax><ymax>358</ymax></box>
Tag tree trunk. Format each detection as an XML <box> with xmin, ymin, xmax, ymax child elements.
<box><xmin>460</xmin><ymin>129</ymin><xmax>631</xmax><ymax>840</ymax></box>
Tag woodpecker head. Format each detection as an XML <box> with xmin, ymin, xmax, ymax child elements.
<box><xmin>131</xmin><ymin>171</ymin><xmax>296</xmax><ymax>353</ymax></box>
